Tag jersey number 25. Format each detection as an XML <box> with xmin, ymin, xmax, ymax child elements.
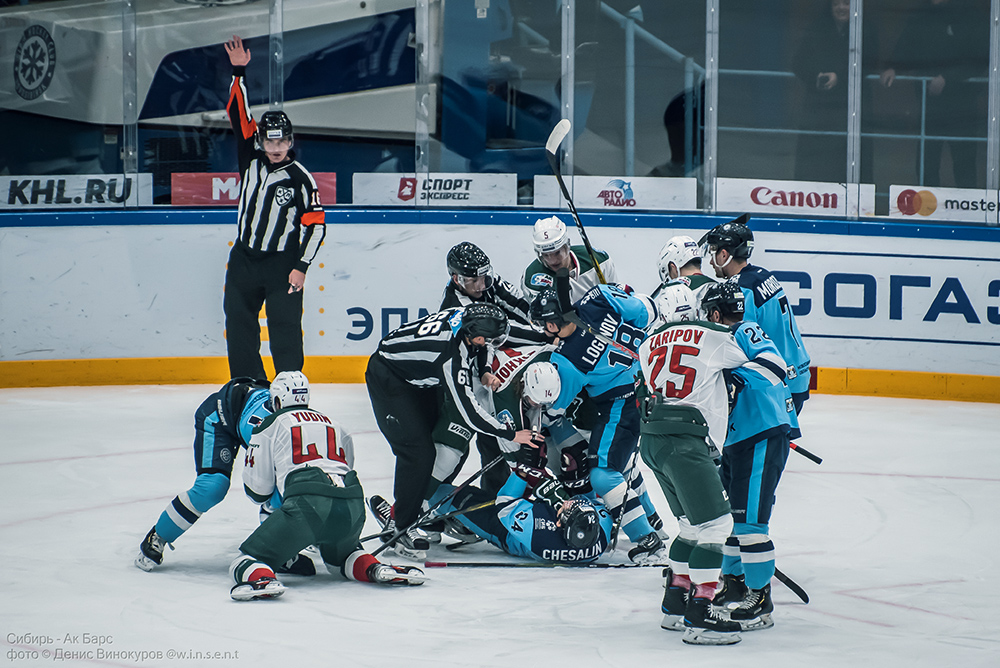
<box><xmin>648</xmin><ymin>345</ymin><xmax>700</xmax><ymax>399</ymax></box>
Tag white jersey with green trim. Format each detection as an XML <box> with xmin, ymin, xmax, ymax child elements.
<box><xmin>244</xmin><ymin>407</ymin><xmax>355</xmax><ymax>501</ymax></box>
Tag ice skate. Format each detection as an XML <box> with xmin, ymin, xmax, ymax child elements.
<box><xmin>230</xmin><ymin>576</ymin><xmax>286</xmax><ymax>601</ymax></box>
<box><xmin>442</xmin><ymin>517</ymin><xmax>482</xmax><ymax>545</ymax></box>
<box><xmin>729</xmin><ymin>583</ymin><xmax>774</xmax><ymax>631</ymax></box>
<box><xmin>682</xmin><ymin>597</ymin><xmax>742</xmax><ymax>645</ymax></box>
<box><xmin>392</xmin><ymin>527</ymin><xmax>430</xmax><ymax>560</ymax></box>
<box><xmin>134</xmin><ymin>527</ymin><xmax>170</xmax><ymax>572</ymax></box>
<box><xmin>368</xmin><ymin>563</ymin><xmax>427</xmax><ymax>586</ymax></box>
<box><xmin>628</xmin><ymin>531</ymin><xmax>666</xmax><ymax>564</ymax></box>
<box><xmin>712</xmin><ymin>573</ymin><xmax>748</xmax><ymax>609</ymax></box>
<box><xmin>275</xmin><ymin>551</ymin><xmax>317</xmax><ymax>576</ymax></box>
<box><xmin>660</xmin><ymin>568</ymin><xmax>690</xmax><ymax>631</ymax></box>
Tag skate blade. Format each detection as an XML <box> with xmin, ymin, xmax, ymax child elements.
<box><xmin>391</xmin><ymin>545</ymin><xmax>427</xmax><ymax>561</ymax></box>
<box><xmin>134</xmin><ymin>553</ymin><xmax>159</xmax><ymax>572</ymax></box>
<box><xmin>383</xmin><ymin>573</ymin><xmax>427</xmax><ymax>586</ymax></box>
<box><xmin>736</xmin><ymin>613</ymin><xmax>774</xmax><ymax>631</ymax></box>
<box><xmin>660</xmin><ymin>614</ymin><xmax>685</xmax><ymax>632</ymax></box>
<box><xmin>681</xmin><ymin>628</ymin><xmax>742</xmax><ymax>645</ymax></box>
<box><xmin>230</xmin><ymin>582</ymin><xmax>286</xmax><ymax>601</ymax></box>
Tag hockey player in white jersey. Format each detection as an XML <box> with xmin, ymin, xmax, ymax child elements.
<box><xmin>522</xmin><ymin>216</ymin><xmax>617</xmax><ymax>303</ymax></box>
<box><xmin>636</xmin><ymin>284</ymin><xmax>787</xmax><ymax>645</ymax></box>
<box><xmin>230</xmin><ymin>372</ymin><xmax>425</xmax><ymax>601</ymax></box>
<box><xmin>651</xmin><ymin>234</ymin><xmax>717</xmax><ymax>315</ymax></box>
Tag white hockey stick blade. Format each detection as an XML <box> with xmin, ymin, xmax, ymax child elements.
<box><xmin>545</xmin><ymin>119</ymin><xmax>572</xmax><ymax>156</ymax></box>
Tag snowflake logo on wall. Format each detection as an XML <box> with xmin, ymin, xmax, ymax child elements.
<box><xmin>13</xmin><ymin>25</ymin><xmax>56</xmax><ymax>101</ymax></box>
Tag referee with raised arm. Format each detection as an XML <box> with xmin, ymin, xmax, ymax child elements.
<box><xmin>223</xmin><ymin>35</ymin><xmax>326</xmax><ymax>381</ymax></box>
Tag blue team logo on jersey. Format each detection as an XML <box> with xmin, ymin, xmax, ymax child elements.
<box><xmin>530</xmin><ymin>273</ymin><xmax>554</xmax><ymax>288</ymax></box>
<box><xmin>497</xmin><ymin>409</ymin><xmax>515</xmax><ymax>428</ymax></box>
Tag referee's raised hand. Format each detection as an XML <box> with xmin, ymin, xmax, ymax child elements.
<box><xmin>225</xmin><ymin>35</ymin><xmax>251</xmax><ymax>67</ymax></box>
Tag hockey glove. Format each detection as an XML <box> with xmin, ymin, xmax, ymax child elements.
<box><xmin>534</xmin><ymin>478</ymin><xmax>571</xmax><ymax>512</ymax></box>
<box><xmin>558</xmin><ymin>441</ymin><xmax>592</xmax><ymax>495</ymax></box>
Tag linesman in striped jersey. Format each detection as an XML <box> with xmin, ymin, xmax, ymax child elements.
<box><xmin>223</xmin><ymin>35</ymin><xmax>326</xmax><ymax>381</ymax></box>
<box><xmin>365</xmin><ymin>304</ymin><xmax>537</xmax><ymax>558</ymax></box>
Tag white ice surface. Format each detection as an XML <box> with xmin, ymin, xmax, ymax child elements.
<box><xmin>1</xmin><ymin>386</ymin><xmax>998</xmax><ymax>667</ymax></box>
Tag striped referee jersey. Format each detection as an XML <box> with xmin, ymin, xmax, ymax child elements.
<box><xmin>227</xmin><ymin>67</ymin><xmax>326</xmax><ymax>271</ymax></box>
<box><xmin>375</xmin><ymin>308</ymin><xmax>517</xmax><ymax>441</ymax></box>
<box><xmin>439</xmin><ymin>277</ymin><xmax>549</xmax><ymax>347</ymax></box>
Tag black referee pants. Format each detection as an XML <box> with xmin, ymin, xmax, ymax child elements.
<box><xmin>224</xmin><ymin>243</ymin><xmax>304</xmax><ymax>381</ymax></box>
<box><xmin>365</xmin><ymin>354</ymin><xmax>440</xmax><ymax>528</ymax></box>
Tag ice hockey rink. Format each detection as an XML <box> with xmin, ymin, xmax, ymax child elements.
<box><xmin>1</xmin><ymin>384</ymin><xmax>997</xmax><ymax>667</ymax></box>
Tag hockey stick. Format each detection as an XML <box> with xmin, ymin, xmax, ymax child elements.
<box><xmin>424</xmin><ymin>560</ymin><xmax>665</xmax><ymax>569</ymax></box>
<box><xmin>774</xmin><ymin>567</ymin><xmax>809</xmax><ymax>603</ymax></box>
<box><xmin>371</xmin><ymin>456</ymin><xmax>505</xmax><ymax>557</ymax></box>
<box><xmin>790</xmin><ymin>442</ymin><xmax>823</xmax><ymax>465</ymax></box>
<box><xmin>554</xmin><ymin>269</ymin><xmax>638</xmax><ymax>361</ymax></box>
<box><xmin>545</xmin><ymin>119</ymin><xmax>607</xmax><ymax>285</ymax></box>
<box><xmin>608</xmin><ymin>451</ymin><xmax>642</xmax><ymax>553</ymax></box>
<box><xmin>360</xmin><ymin>499</ymin><xmax>497</xmax><ymax>543</ymax></box>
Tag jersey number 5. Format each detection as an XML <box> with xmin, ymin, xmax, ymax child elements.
<box><xmin>648</xmin><ymin>345</ymin><xmax>700</xmax><ymax>399</ymax></box>
<box><xmin>291</xmin><ymin>425</ymin><xmax>347</xmax><ymax>465</ymax></box>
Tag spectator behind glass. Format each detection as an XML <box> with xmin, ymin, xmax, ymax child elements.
<box><xmin>879</xmin><ymin>0</ymin><xmax>990</xmax><ymax>188</ymax></box>
<box><xmin>791</xmin><ymin>0</ymin><xmax>879</xmax><ymax>184</ymax></box>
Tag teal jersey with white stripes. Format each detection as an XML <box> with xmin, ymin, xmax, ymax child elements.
<box><xmin>735</xmin><ymin>265</ymin><xmax>811</xmax><ymax>396</ymax></box>
<box><xmin>726</xmin><ymin>321</ymin><xmax>798</xmax><ymax>447</ymax></box>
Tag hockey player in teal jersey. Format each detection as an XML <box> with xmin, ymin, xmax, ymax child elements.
<box><xmin>529</xmin><ymin>284</ymin><xmax>665</xmax><ymax>564</ymax></box>
<box><xmin>702</xmin><ymin>281</ymin><xmax>796</xmax><ymax>632</ymax></box>
<box><xmin>700</xmin><ymin>215</ymin><xmax>811</xmax><ymax>419</ymax></box>
<box><xmin>427</xmin><ymin>473</ymin><xmax>614</xmax><ymax>565</ymax></box>
<box><xmin>135</xmin><ymin>376</ymin><xmax>273</xmax><ymax>571</ymax></box>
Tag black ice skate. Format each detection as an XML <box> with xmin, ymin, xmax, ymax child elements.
<box><xmin>728</xmin><ymin>583</ymin><xmax>774</xmax><ymax>631</ymax></box>
<box><xmin>230</xmin><ymin>576</ymin><xmax>286</xmax><ymax>601</ymax></box>
<box><xmin>713</xmin><ymin>573</ymin><xmax>748</xmax><ymax>609</ymax></box>
<box><xmin>134</xmin><ymin>527</ymin><xmax>170</xmax><ymax>572</ymax></box>
<box><xmin>628</xmin><ymin>531</ymin><xmax>666</xmax><ymax>564</ymax></box>
<box><xmin>660</xmin><ymin>567</ymin><xmax>690</xmax><ymax>632</ymax></box>
<box><xmin>367</xmin><ymin>563</ymin><xmax>427</xmax><ymax>586</ymax></box>
<box><xmin>443</xmin><ymin>517</ymin><xmax>482</xmax><ymax>546</ymax></box>
<box><xmin>682</xmin><ymin>596</ymin><xmax>742</xmax><ymax>645</ymax></box>
<box><xmin>393</xmin><ymin>527</ymin><xmax>431</xmax><ymax>560</ymax></box>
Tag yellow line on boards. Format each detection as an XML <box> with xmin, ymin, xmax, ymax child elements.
<box><xmin>0</xmin><ymin>358</ymin><xmax>997</xmax><ymax>403</ymax></box>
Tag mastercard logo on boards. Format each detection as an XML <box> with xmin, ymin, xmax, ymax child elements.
<box><xmin>897</xmin><ymin>189</ymin><xmax>937</xmax><ymax>216</ymax></box>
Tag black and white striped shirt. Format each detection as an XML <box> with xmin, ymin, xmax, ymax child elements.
<box><xmin>228</xmin><ymin>68</ymin><xmax>326</xmax><ymax>272</ymax></box>
<box><xmin>375</xmin><ymin>308</ymin><xmax>516</xmax><ymax>440</ymax></box>
<box><xmin>439</xmin><ymin>277</ymin><xmax>549</xmax><ymax>347</ymax></box>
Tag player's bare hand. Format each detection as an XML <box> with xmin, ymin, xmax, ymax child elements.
<box><xmin>512</xmin><ymin>429</ymin><xmax>536</xmax><ymax>445</ymax></box>
<box><xmin>481</xmin><ymin>372</ymin><xmax>501</xmax><ymax>391</ymax></box>
<box><xmin>288</xmin><ymin>268</ymin><xmax>306</xmax><ymax>294</ymax></box>
<box><xmin>225</xmin><ymin>35</ymin><xmax>251</xmax><ymax>67</ymax></box>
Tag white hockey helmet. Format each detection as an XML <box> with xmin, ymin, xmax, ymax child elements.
<box><xmin>522</xmin><ymin>361</ymin><xmax>561</xmax><ymax>406</ymax></box>
<box><xmin>270</xmin><ymin>371</ymin><xmax>310</xmax><ymax>410</ymax></box>
<box><xmin>655</xmin><ymin>283</ymin><xmax>699</xmax><ymax>325</ymax></box>
<box><xmin>532</xmin><ymin>216</ymin><xmax>570</xmax><ymax>257</ymax></box>
<box><xmin>657</xmin><ymin>235</ymin><xmax>701</xmax><ymax>283</ymax></box>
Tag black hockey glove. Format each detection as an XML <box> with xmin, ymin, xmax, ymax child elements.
<box><xmin>511</xmin><ymin>439</ymin><xmax>550</xmax><ymax>488</ymax></box>
<box><xmin>557</xmin><ymin>441</ymin><xmax>592</xmax><ymax>495</ymax></box>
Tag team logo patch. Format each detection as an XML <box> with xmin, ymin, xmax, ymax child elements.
<box><xmin>248</xmin><ymin>415</ymin><xmax>263</xmax><ymax>426</ymax></box>
<box><xmin>14</xmin><ymin>25</ymin><xmax>57</xmax><ymax>101</ymax></box>
<box><xmin>496</xmin><ymin>409</ymin><xmax>515</xmax><ymax>429</ymax></box>
<box><xmin>447</xmin><ymin>423</ymin><xmax>473</xmax><ymax>441</ymax></box>
<box><xmin>530</xmin><ymin>273</ymin><xmax>554</xmax><ymax>288</ymax></box>
<box><xmin>220</xmin><ymin>447</ymin><xmax>232</xmax><ymax>464</ymax></box>
<box><xmin>275</xmin><ymin>186</ymin><xmax>293</xmax><ymax>206</ymax></box>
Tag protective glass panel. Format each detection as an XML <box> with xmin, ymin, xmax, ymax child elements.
<box><xmin>867</xmin><ymin>0</ymin><xmax>993</xmax><ymax>222</ymax></box>
<box><xmin>573</xmin><ymin>1</ymin><xmax>706</xmax><ymax>212</ymax></box>
<box><xmin>1</xmin><ymin>0</ymin><xmax>128</xmax><ymax>209</ymax></box>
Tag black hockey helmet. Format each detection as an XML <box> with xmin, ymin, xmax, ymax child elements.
<box><xmin>459</xmin><ymin>303</ymin><xmax>509</xmax><ymax>348</ymax></box>
<box><xmin>702</xmin><ymin>279</ymin><xmax>745</xmax><ymax>321</ymax></box>
<box><xmin>529</xmin><ymin>290</ymin><xmax>567</xmax><ymax>330</ymax></box>
<box><xmin>258</xmin><ymin>110</ymin><xmax>293</xmax><ymax>143</ymax></box>
<box><xmin>559</xmin><ymin>499</ymin><xmax>601</xmax><ymax>550</ymax></box>
<box><xmin>699</xmin><ymin>213</ymin><xmax>754</xmax><ymax>259</ymax></box>
<box><xmin>447</xmin><ymin>242</ymin><xmax>492</xmax><ymax>278</ymax></box>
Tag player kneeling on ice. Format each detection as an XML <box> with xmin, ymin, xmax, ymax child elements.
<box><xmin>231</xmin><ymin>372</ymin><xmax>425</xmax><ymax>601</ymax></box>
<box><xmin>424</xmin><ymin>363</ymin><xmax>614</xmax><ymax>564</ymax></box>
